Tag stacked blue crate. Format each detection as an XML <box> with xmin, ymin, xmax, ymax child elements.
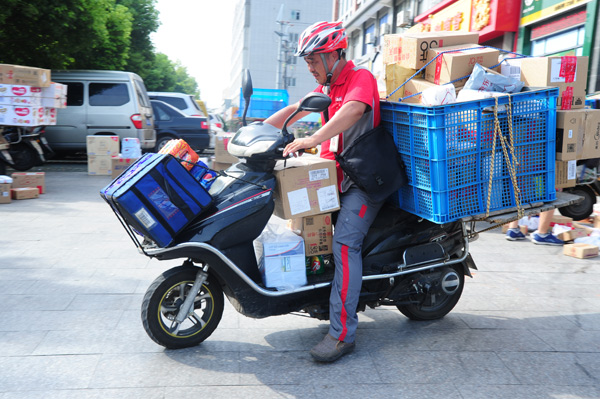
<box><xmin>380</xmin><ymin>87</ymin><xmax>559</xmax><ymax>223</ymax></box>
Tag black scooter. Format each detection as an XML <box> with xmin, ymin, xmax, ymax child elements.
<box><xmin>0</xmin><ymin>126</ymin><xmax>54</xmax><ymax>174</ymax></box>
<box><xmin>132</xmin><ymin>71</ymin><xmax>477</xmax><ymax>349</ymax></box>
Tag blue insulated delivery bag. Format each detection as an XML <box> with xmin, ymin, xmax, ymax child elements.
<box><xmin>101</xmin><ymin>153</ymin><xmax>213</xmax><ymax>247</ymax></box>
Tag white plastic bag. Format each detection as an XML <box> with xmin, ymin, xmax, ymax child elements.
<box><xmin>464</xmin><ymin>63</ymin><xmax>524</xmax><ymax>93</ymax></box>
<box><xmin>421</xmin><ymin>84</ymin><xmax>456</xmax><ymax>106</ymax></box>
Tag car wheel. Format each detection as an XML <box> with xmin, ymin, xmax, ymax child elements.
<box><xmin>559</xmin><ymin>185</ymin><xmax>596</xmax><ymax>221</ymax></box>
<box><xmin>155</xmin><ymin>135</ymin><xmax>175</xmax><ymax>152</ymax></box>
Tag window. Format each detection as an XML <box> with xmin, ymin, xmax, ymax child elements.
<box><xmin>285</xmin><ymin>77</ymin><xmax>296</xmax><ymax>87</ymax></box>
<box><xmin>531</xmin><ymin>25</ymin><xmax>585</xmax><ymax>56</ymax></box>
<box><xmin>89</xmin><ymin>83</ymin><xmax>130</xmax><ymax>106</ymax></box>
<box><xmin>154</xmin><ymin>96</ymin><xmax>187</xmax><ymax>110</ymax></box>
<box><xmin>291</xmin><ymin>10</ymin><xmax>300</xmax><ymax>20</ymax></box>
<box><xmin>59</xmin><ymin>82</ymin><xmax>83</xmax><ymax>106</ymax></box>
<box><xmin>153</xmin><ymin>103</ymin><xmax>171</xmax><ymax>121</ymax></box>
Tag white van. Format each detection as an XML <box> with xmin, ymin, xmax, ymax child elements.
<box><xmin>45</xmin><ymin>70</ymin><xmax>156</xmax><ymax>152</ymax></box>
<box><xmin>147</xmin><ymin>92</ymin><xmax>204</xmax><ymax>117</ymax></box>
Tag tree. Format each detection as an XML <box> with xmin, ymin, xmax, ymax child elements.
<box><xmin>143</xmin><ymin>54</ymin><xmax>199</xmax><ymax>97</ymax></box>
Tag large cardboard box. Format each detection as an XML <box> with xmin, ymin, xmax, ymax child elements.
<box><xmin>86</xmin><ymin>135</ymin><xmax>119</xmax><ymax>156</ymax></box>
<box><xmin>11</xmin><ymin>172</ymin><xmax>45</xmax><ymax>194</ymax></box>
<box><xmin>11</xmin><ymin>187</ymin><xmax>39</xmax><ymax>199</ymax></box>
<box><xmin>556</xmin><ymin>110</ymin><xmax>585</xmax><ymax>161</ymax></box>
<box><xmin>111</xmin><ymin>156</ymin><xmax>138</xmax><ymax>179</ymax></box>
<box><xmin>273</xmin><ymin>156</ymin><xmax>340</xmax><ymax>219</ymax></box>
<box><xmin>0</xmin><ymin>64</ymin><xmax>51</xmax><ymax>87</ymax></box>
<box><xmin>88</xmin><ymin>155</ymin><xmax>114</xmax><ymax>175</ymax></box>
<box><xmin>425</xmin><ymin>44</ymin><xmax>499</xmax><ymax>86</ymax></box>
<box><xmin>517</xmin><ymin>56</ymin><xmax>588</xmax><ymax>110</ymax></box>
<box><xmin>214</xmin><ymin>132</ymin><xmax>239</xmax><ymax>164</ymax></box>
<box><xmin>563</xmin><ymin>243</ymin><xmax>598</xmax><ymax>259</ymax></box>
<box><xmin>290</xmin><ymin>213</ymin><xmax>333</xmax><ymax>256</ymax></box>
<box><xmin>555</xmin><ymin>160</ymin><xmax>577</xmax><ymax>189</ymax></box>
<box><xmin>581</xmin><ymin>109</ymin><xmax>600</xmax><ymax>160</ymax></box>
<box><xmin>382</xmin><ymin>32</ymin><xmax>479</xmax><ymax>69</ymax></box>
<box><xmin>0</xmin><ymin>183</ymin><xmax>10</xmax><ymax>204</ymax></box>
<box><xmin>0</xmin><ymin>105</ymin><xmax>45</xmax><ymax>126</ymax></box>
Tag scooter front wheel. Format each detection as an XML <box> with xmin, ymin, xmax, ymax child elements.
<box><xmin>141</xmin><ymin>265</ymin><xmax>224</xmax><ymax>349</ymax></box>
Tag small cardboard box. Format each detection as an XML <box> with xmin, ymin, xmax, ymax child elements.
<box><xmin>382</xmin><ymin>32</ymin><xmax>480</xmax><ymax>69</ymax></box>
<box><xmin>556</xmin><ymin>110</ymin><xmax>585</xmax><ymax>161</ymax></box>
<box><xmin>384</xmin><ymin>64</ymin><xmax>417</xmax><ymax>102</ymax></box>
<box><xmin>517</xmin><ymin>56</ymin><xmax>588</xmax><ymax>110</ymax></box>
<box><xmin>214</xmin><ymin>132</ymin><xmax>239</xmax><ymax>164</ymax></box>
<box><xmin>501</xmin><ymin>224</ymin><xmax>528</xmax><ymax>235</ymax></box>
<box><xmin>257</xmin><ymin>236</ymin><xmax>307</xmax><ymax>288</ymax></box>
<box><xmin>11</xmin><ymin>187</ymin><xmax>39</xmax><ymax>199</ymax></box>
<box><xmin>563</xmin><ymin>243</ymin><xmax>598</xmax><ymax>259</ymax></box>
<box><xmin>425</xmin><ymin>44</ymin><xmax>500</xmax><ymax>86</ymax></box>
<box><xmin>88</xmin><ymin>155</ymin><xmax>114</xmax><ymax>175</ymax></box>
<box><xmin>557</xmin><ymin>228</ymin><xmax>589</xmax><ymax>242</ymax></box>
<box><xmin>11</xmin><ymin>172</ymin><xmax>45</xmax><ymax>194</ymax></box>
<box><xmin>111</xmin><ymin>156</ymin><xmax>138</xmax><ymax>179</ymax></box>
<box><xmin>0</xmin><ymin>183</ymin><xmax>11</xmax><ymax>204</ymax></box>
<box><xmin>86</xmin><ymin>135</ymin><xmax>119</xmax><ymax>156</ymax></box>
<box><xmin>290</xmin><ymin>213</ymin><xmax>333</xmax><ymax>256</ymax></box>
<box><xmin>273</xmin><ymin>156</ymin><xmax>340</xmax><ymax>219</ymax></box>
<box><xmin>555</xmin><ymin>160</ymin><xmax>577</xmax><ymax>189</ymax></box>
<box><xmin>581</xmin><ymin>109</ymin><xmax>600</xmax><ymax>160</ymax></box>
<box><xmin>551</xmin><ymin>215</ymin><xmax>573</xmax><ymax>227</ymax></box>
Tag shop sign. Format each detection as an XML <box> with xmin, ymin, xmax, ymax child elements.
<box><xmin>530</xmin><ymin>9</ymin><xmax>586</xmax><ymax>39</ymax></box>
<box><xmin>409</xmin><ymin>0</ymin><xmax>473</xmax><ymax>33</ymax></box>
<box><xmin>521</xmin><ymin>0</ymin><xmax>591</xmax><ymax>26</ymax></box>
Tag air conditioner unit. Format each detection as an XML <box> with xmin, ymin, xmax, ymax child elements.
<box><xmin>365</xmin><ymin>32</ymin><xmax>376</xmax><ymax>45</ymax></box>
<box><xmin>380</xmin><ymin>23</ymin><xmax>391</xmax><ymax>35</ymax></box>
<box><xmin>396</xmin><ymin>10</ymin><xmax>412</xmax><ymax>27</ymax></box>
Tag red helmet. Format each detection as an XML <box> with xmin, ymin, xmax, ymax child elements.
<box><xmin>295</xmin><ymin>21</ymin><xmax>348</xmax><ymax>57</ymax></box>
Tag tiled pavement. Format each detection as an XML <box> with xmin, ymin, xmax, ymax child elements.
<box><xmin>0</xmin><ymin>167</ymin><xmax>598</xmax><ymax>398</ymax></box>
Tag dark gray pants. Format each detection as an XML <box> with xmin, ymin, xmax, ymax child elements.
<box><xmin>328</xmin><ymin>186</ymin><xmax>384</xmax><ymax>343</ymax></box>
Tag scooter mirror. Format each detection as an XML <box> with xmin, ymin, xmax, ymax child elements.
<box><xmin>297</xmin><ymin>92</ymin><xmax>331</xmax><ymax>113</ymax></box>
<box><xmin>241</xmin><ymin>69</ymin><xmax>253</xmax><ymax>126</ymax></box>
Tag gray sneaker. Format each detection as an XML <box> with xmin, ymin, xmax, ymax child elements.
<box><xmin>309</xmin><ymin>333</ymin><xmax>355</xmax><ymax>362</ymax></box>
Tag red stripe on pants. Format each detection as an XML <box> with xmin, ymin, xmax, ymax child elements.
<box><xmin>359</xmin><ymin>204</ymin><xmax>367</xmax><ymax>218</ymax></box>
<box><xmin>339</xmin><ymin>244</ymin><xmax>350</xmax><ymax>342</ymax></box>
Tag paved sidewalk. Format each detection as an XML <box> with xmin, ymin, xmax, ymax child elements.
<box><xmin>0</xmin><ymin>168</ymin><xmax>599</xmax><ymax>399</ymax></box>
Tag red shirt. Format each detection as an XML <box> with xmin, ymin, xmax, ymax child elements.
<box><xmin>315</xmin><ymin>60</ymin><xmax>381</xmax><ymax>191</ymax></box>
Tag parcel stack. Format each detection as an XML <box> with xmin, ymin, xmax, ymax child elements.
<box><xmin>264</xmin><ymin>155</ymin><xmax>340</xmax><ymax>283</ymax></box>
<box><xmin>0</xmin><ymin>172</ymin><xmax>46</xmax><ymax>203</ymax></box>
<box><xmin>380</xmin><ymin>31</ymin><xmax>574</xmax><ymax>223</ymax></box>
<box><xmin>0</xmin><ymin>64</ymin><xmax>66</xmax><ymax>127</ymax></box>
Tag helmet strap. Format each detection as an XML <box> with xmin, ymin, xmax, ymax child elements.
<box><xmin>319</xmin><ymin>52</ymin><xmax>341</xmax><ymax>88</ymax></box>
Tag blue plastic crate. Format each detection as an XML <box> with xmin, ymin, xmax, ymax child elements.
<box><xmin>381</xmin><ymin>87</ymin><xmax>558</xmax><ymax>223</ymax></box>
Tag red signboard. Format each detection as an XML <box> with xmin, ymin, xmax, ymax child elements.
<box><xmin>413</xmin><ymin>0</ymin><xmax>521</xmax><ymax>43</ymax></box>
<box><xmin>530</xmin><ymin>9</ymin><xmax>586</xmax><ymax>39</ymax></box>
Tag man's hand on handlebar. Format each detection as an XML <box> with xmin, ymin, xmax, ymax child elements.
<box><xmin>283</xmin><ymin>137</ymin><xmax>318</xmax><ymax>157</ymax></box>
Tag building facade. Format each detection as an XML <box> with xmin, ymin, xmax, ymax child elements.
<box><xmin>224</xmin><ymin>0</ymin><xmax>333</xmax><ymax>119</ymax></box>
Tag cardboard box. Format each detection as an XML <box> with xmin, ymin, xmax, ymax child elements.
<box><xmin>555</xmin><ymin>160</ymin><xmax>577</xmax><ymax>189</ymax></box>
<box><xmin>86</xmin><ymin>135</ymin><xmax>119</xmax><ymax>156</ymax></box>
<box><xmin>581</xmin><ymin>109</ymin><xmax>600</xmax><ymax>160</ymax></box>
<box><xmin>0</xmin><ymin>64</ymin><xmax>51</xmax><ymax>87</ymax></box>
<box><xmin>501</xmin><ymin>224</ymin><xmax>528</xmax><ymax>235</ymax></box>
<box><xmin>551</xmin><ymin>215</ymin><xmax>573</xmax><ymax>227</ymax></box>
<box><xmin>11</xmin><ymin>172</ymin><xmax>45</xmax><ymax>194</ymax></box>
<box><xmin>385</xmin><ymin>64</ymin><xmax>417</xmax><ymax>102</ymax></box>
<box><xmin>273</xmin><ymin>156</ymin><xmax>340</xmax><ymax>219</ymax></box>
<box><xmin>88</xmin><ymin>155</ymin><xmax>114</xmax><ymax>175</ymax></box>
<box><xmin>211</xmin><ymin>161</ymin><xmax>233</xmax><ymax>171</ymax></box>
<box><xmin>214</xmin><ymin>132</ymin><xmax>239</xmax><ymax>164</ymax></box>
<box><xmin>11</xmin><ymin>187</ymin><xmax>39</xmax><ymax>199</ymax></box>
<box><xmin>400</xmin><ymin>78</ymin><xmax>460</xmax><ymax>104</ymax></box>
<box><xmin>556</xmin><ymin>110</ymin><xmax>585</xmax><ymax>161</ymax></box>
<box><xmin>111</xmin><ymin>156</ymin><xmax>138</xmax><ymax>179</ymax></box>
<box><xmin>0</xmin><ymin>183</ymin><xmax>10</xmax><ymax>204</ymax></box>
<box><xmin>563</xmin><ymin>243</ymin><xmax>598</xmax><ymax>259</ymax></box>
<box><xmin>0</xmin><ymin>105</ymin><xmax>45</xmax><ymax>126</ymax></box>
<box><xmin>290</xmin><ymin>213</ymin><xmax>333</xmax><ymax>256</ymax></box>
<box><xmin>258</xmin><ymin>236</ymin><xmax>307</xmax><ymax>288</ymax></box>
<box><xmin>557</xmin><ymin>228</ymin><xmax>589</xmax><ymax>242</ymax></box>
<box><xmin>516</xmin><ymin>56</ymin><xmax>588</xmax><ymax>110</ymax></box>
<box><xmin>425</xmin><ymin>44</ymin><xmax>500</xmax><ymax>86</ymax></box>
<box><xmin>382</xmin><ymin>32</ymin><xmax>480</xmax><ymax>69</ymax></box>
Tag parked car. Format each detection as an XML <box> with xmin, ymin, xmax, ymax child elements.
<box><xmin>151</xmin><ymin>100</ymin><xmax>210</xmax><ymax>153</ymax></box>
<box><xmin>208</xmin><ymin>113</ymin><xmax>228</xmax><ymax>149</ymax></box>
<box><xmin>147</xmin><ymin>92</ymin><xmax>204</xmax><ymax>117</ymax></box>
<box><xmin>45</xmin><ymin>70</ymin><xmax>155</xmax><ymax>153</ymax></box>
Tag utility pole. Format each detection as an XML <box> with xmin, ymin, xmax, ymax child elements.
<box><xmin>275</xmin><ymin>4</ymin><xmax>290</xmax><ymax>90</ymax></box>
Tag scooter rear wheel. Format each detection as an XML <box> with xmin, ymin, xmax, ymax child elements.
<box><xmin>141</xmin><ymin>265</ymin><xmax>224</xmax><ymax>349</ymax></box>
<box><xmin>396</xmin><ymin>266</ymin><xmax>465</xmax><ymax>321</ymax></box>
<box><xmin>8</xmin><ymin>143</ymin><xmax>37</xmax><ymax>171</ymax></box>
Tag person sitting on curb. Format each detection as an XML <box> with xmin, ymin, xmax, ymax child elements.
<box><xmin>505</xmin><ymin>209</ymin><xmax>564</xmax><ymax>245</ymax></box>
